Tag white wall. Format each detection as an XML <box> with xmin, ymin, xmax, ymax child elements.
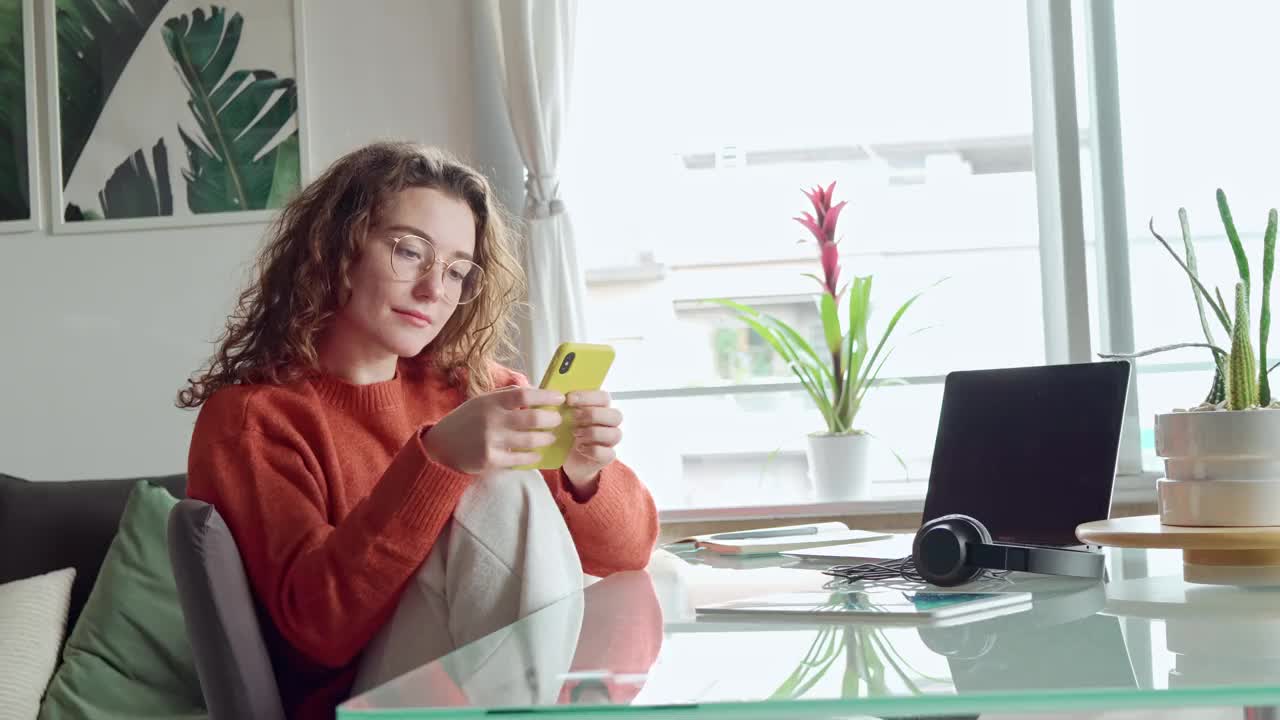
<box><xmin>0</xmin><ymin>0</ymin><xmax>514</xmax><ymax>481</ymax></box>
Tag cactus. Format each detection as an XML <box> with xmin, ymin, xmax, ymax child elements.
<box><xmin>1219</xmin><ymin>189</ymin><xmax>1251</xmax><ymax>296</ymax></box>
<box><xmin>1098</xmin><ymin>190</ymin><xmax>1279</xmax><ymax>411</ymax></box>
<box><xmin>1227</xmin><ymin>282</ymin><xmax>1259</xmax><ymax>410</ymax></box>
<box><xmin>1259</xmin><ymin>209</ymin><xmax>1277</xmax><ymax>405</ymax></box>
<box><xmin>1207</xmin><ymin>361</ymin><xmax>1227</xmax><ymax>405</ymax></box>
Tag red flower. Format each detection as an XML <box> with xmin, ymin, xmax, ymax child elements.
<box><xmin>795</xmin><ymin>181</ymin><xmax>846</xmax><ymax>296</ymax></box>
<box><xmin>820</xmin><ymin>241</ymin><xmax>840</xmax><ymax>296</ymax></box>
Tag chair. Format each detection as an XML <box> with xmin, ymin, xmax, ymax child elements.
<box><xmin>167</xmin><ymin>499</ymin><xmax>286</xmax><ymax>720</ymax></box>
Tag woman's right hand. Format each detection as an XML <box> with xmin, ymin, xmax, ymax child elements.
<box><xmin>421</xmin><ymin>387</ymin><xmax>566</xmax><ymax>474</ymax></box>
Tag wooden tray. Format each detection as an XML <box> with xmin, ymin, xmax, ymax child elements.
<box><xmin>1077</xmin><ymin>515</ymin><xmax>1280</xmax><ymax>586</ymax></box>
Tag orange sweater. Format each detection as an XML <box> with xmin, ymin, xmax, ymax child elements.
<box><xmin>186</xmin><ymin>361</ymin><xmax>659</xmax><ymax>719</ymax></box>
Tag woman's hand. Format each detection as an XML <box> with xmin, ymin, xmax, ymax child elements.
<box><xmin>421</xmin><ymin>387</ymin><xmax>565</xmax><ymax>474</ymax></box>
<box><xmin>561</xmin><ymin>390</ymin><xmax>623</xmax><ymax>495</ymax></box>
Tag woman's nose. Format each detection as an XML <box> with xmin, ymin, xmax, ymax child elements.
<box><xmin>412</xmin><ymin>261</ymin><xmax>447</xmax><ymax>300</ymax></box>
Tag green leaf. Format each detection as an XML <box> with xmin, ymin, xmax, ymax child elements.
<box><xmin>1260</xmin><ymin>208</ymin><xmax>1276</xmax><ymax>405</ymax></box>
<box><xmin>770</xmin><ymin>627</ymin><xmax>842</xmax><ymax>700</ymax></box>
<box><xmin>716</xmin><ymin>302</ymin><xmax>836</xmax><ymax>429</ymax></box>
<box><xmin>55</xmin><ymin>0</ymin><xmax>171</xmax><ymax>183</ymax></box>
<box><xmin>715</xmin><ymin>299</ymin><xmax>832</xmax><ymax>388</ymax></box>
<box><xmin>266</xmin><ymin>132</ymin><xmax>300</xmax><ymax>208</ymax></box>
<box><xmin>760</xmin><ymin>314</ymin><xmax>835</xmax><ymax>393</ymax></box>
<box><xmin>1179</xmin><ymin>209</ymin><xmax>1217</xmax><ymax>350</ymax></box>
<box><xmin>820</xmin><ymin>292</ymin><xmax>842</xmax><ymax>355</ymax></box>
<box><xmin>89</xmin><ymin>138</ymin><xmax>173</xmax><ymax>219</ymax></box>
<box><xmin>1149</xmin><ymin>218</ymin><xmax>1232</xmax><ymax>333</ymax></box>
<box><xmin>818</xmin><ymin>293</ymin><xmax>846</xmax><ymax>428</ymax></box>
<box><xmin>845</xmin><ymin>281</ymin><xmax>936</xmax><ymax>430</ymax></box>
<box><xmin>856</xmin><ymin>290</ymin><xmax>925</xmax><ymax>394</ymax></box>
<box><xmin>801</xmin><ymin>273</ymin><xmax>826</xmax><ymax>291</ymax></box>
<box><xmin>162</xmin><ymin>8</ymin><xmax>300</xmax><ymax>213</ymax></box>
<box><xmin>836</xmin><ymin>277</ymin><xmax>872</xmax><ymax>426</ymax></box>
<box><xmin>854</xmin><ymin>346</ymin><xmax>897</xmax><ymax>411</ymax></box>
<box><xmin>1218</xmin><ymin>188</ymin><xmax>1251</xmax><ymax>294</ymax></box>
<box><xmin>851</xmin><ymin>276</ymin><xmax>872</xmax><ymax>351</ymax></box>
<box><xmin>756</xmin><ymin>312</ymin><xmax>839</xmax><ymax>425</ymax></box>
<box><xmin>1207</xmin><ymin>359</ymin><xmax>1226</xmax><ymax>405</ymax></box>
<box><xmin>0</xmin><ymin>0</ymin><xmax>29</xmax><ymax>221</ymax></box>
<box><xmin>1098</xmin><ymin>342</ymin><xmax>1228</xmax><ymax>361</ymax></box>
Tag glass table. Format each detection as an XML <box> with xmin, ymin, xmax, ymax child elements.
<box><xmin>340</xmin><ymin>544</ymin><xmax>1280</xmax><ymax>718</ymax></box>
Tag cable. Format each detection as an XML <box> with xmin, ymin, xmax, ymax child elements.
<box><xmin>823</xmin><ymin>556</ymin><xmax>925</xmax><ymax>584</ymax></box>
<box><xmin>821</xmin><ymin>556</ymin><xmax>1013</xmax><ymax>591</ymax></box>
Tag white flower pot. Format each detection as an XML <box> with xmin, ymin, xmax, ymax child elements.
<box><xmin>806</xmin><ymin>432</ymin><xmax>872</xmax><ymax>501</ymax></box>
<box><xmin>1155</xmin><ymin>408</ymin><xmax>1280</xmax><ymax>527</ymax></box>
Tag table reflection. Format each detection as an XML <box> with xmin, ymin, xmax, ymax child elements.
<box><xmin>345</xmin><ymin>571</ymin><xmax>665</xmax><ymax>710</ymax></box>
<box><xmin>343</xmin><ymin>548</ymin><xmax>1280</xmax><ymax>717</ymax></box>
<box><xmin>919</xmin><ymin>581</ymin><xmax>1138</xmax><ymax>693</ymax></box>
<box><xmin>1105</xmin><ymin>575</ymin><xmax>1280</xmax><ymax>689</ymax></box>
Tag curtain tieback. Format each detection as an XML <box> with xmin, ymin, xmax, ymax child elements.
<box><xmin>525</xmin><ymin>173</ymin><xmax>564</xmax><ymax>218</ymax></box>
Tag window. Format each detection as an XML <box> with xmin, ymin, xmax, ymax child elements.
<box><xmin>1103</xmin><ymin>0</ymin><xmax>1280</xmax><ymax>470</ymax></box>
<box><xmin>560</xmin><ymin>0</ymin><xmax>1196</xmax><ymax>511</ymax></box>
<box><xmin>562</xmin><ymin>0</ymin><xmax>1048</xmax><ymax>510</ymax></box>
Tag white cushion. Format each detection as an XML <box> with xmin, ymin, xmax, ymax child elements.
<box><xmin>0</xmin><ymin>568</ymin><xmax>75</xmax><ymax>720</ymax></box>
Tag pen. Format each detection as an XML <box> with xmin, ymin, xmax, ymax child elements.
<box><xmin>710</xmin><ymin>526</ymin><xmax>821</xmax><ymax>541</ymax></box>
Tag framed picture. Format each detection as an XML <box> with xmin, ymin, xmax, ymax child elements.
<box><xmin>0</xmin><ymin>0</ymin><xmax>41</xmax><ymax>233</ymax></box>
<box><xmin>45</xmin><ymin>0</ymin><xmax>310</xmax><ymax>233</ymax></box>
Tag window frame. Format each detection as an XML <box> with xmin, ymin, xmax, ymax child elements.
<box><xmin>570</xmin><ymin>0</ymin><xmax>1154</xmax><ymax>514</ymax></box>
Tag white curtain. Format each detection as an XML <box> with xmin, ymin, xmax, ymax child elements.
<box><xmin>481</xmin><ymin>0</ymin><xmax>587</xmax><ymax>374</ymax></box>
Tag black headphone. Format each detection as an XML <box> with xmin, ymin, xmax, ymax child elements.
<box><xmin>912</xmin><ymin>514</ymin><xmax>1105</xmax><ymax>587</ymax></box>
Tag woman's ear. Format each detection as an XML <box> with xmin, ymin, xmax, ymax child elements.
<box><xmin>336</xmin><ymin>271</ymin><xmax>353</xmax><ymax>307</ymax></box>
<box><xmin>334</xmin><ymin>234</ymin><xmax>361</xmax><ymax>307</ymax></box>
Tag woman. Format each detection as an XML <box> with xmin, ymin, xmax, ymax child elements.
<box><xmin>179</xmin><ymin>142</ymin><xmax>659</xmax><ymax>719</ymax></box>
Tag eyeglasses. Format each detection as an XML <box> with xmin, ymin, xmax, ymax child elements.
<box><xmin>386</xmin><ymin>234</ymin><xmax>485</xmax><ymax>304</ymax></box>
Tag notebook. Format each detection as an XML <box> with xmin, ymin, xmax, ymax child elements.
<box><xmin>669</xmin><ymin>522</ymin><xmax>890</xmax><ymax>555</ymax></box>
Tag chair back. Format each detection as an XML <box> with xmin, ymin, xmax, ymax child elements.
<box><xmin>167</xmin><ymin>499</ymin><xmax>286</xmax><ymax>720</ymax></box>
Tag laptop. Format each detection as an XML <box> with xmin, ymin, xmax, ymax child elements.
<box><xmin>923</xmin><ymin>361</ymin><xmax>1130</xmax><ymax>548</ymax></box>
<box><xmin>787</xmin><ymin>361</ymin><xmax>1130</xmax><ymax>562</ymax></box>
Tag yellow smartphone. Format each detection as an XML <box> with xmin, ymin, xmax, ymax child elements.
<box><xmin>517</xmin><ymin>342</ymin><xmax>615</xmax><ymax>470</ymax></box>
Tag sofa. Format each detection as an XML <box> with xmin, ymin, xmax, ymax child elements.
<box><xmin>0</xmin><ymin>472</ymin><xmax>188</xmax><ymax>635</ymax></box>
<box><xmin>0</xmin><ymin>472</ymin><xmax>286</xmax><ymax>719</ymax></box>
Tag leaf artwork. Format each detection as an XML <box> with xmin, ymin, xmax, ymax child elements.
<box><xmin>108</xmin><ymin>139</ymin><xmax>173</xmax><ymax>218</ymax></box>
<box><xmin>0</xmin><ymin>0</ymin><xmax>29</xmax><ymax>220</ymax></box>
<box><xmin>67</xmin><ymin>140</ymin><xmax>173</xmax><ymax>220</ymax></box>
<box><xmin>162</xmin><ymin>6</ymin><xmax>300</xmax><ymax>213</ymax></box>
<box><xmin>55</xmin><ymin>0</ymin><xmax>171</xmax><ymax>184</ymax></box>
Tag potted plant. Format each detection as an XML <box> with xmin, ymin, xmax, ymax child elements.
<box><xmin>716</xmin><ymin>182</ymin><xmax>925</xmax><ymax>501</ymax></box>
<box><xmin>1100</xmin><ymin>189</ymin><xmax>1280</xmax><ymax>526</ymax></box>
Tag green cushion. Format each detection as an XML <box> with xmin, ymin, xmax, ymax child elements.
<box><xmin>39</xmin><ymin>481</ymin><xmax>206</xmax><ymax>719</ymax></box>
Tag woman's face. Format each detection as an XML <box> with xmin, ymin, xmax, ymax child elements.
<box><xmin>335</xmin><ymin>187</ymin><xmax>479</xmax><ymax>362</ymax></box>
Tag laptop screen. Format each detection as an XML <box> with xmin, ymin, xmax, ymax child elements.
<box><xmin>921</xmin><ymin>361</ymin><xmax>1130</xmax><ymax>546</ymax></box>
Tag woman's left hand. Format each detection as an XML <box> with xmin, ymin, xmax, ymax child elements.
<box><xmin>561</xmin><ymin>390</ymin><xmax>623</xmax><ymax>496</ymax></box>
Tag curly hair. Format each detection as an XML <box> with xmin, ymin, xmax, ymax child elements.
<box><xmin>178</xmin><ymin>142</ymin><xmax>526</xmax><ymax>408</ymax></box>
